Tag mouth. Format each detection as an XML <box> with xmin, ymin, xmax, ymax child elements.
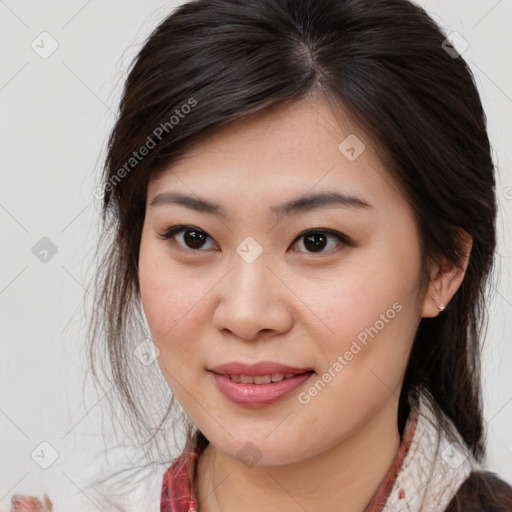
<box><xmin>212</xmin><ymin>371</ymin><xmax>314</xmax><ymax>384</ymax></box>
<box><xmin>208</xmin><ymin>365</ymin><xmax>315</xmax><ymax>408</ymax></box>
<box><xmin>208</xmin><ymin>361</ymin><xmax>314</xmax><ymax>378</ymax></box>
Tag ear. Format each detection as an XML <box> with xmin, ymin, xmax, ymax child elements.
<box><xmin>421</xmin><ymin>229</ymin><xmax>473</xmax><ymax>318</ymax></box>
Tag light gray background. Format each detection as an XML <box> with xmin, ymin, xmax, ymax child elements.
<box><xmin>1</xmin><ymin>1</ymin><xmax>511</xmax><ymax>510</ymax></box>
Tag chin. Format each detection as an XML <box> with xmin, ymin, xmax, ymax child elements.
<box><xmin>211</xmin><ymin>435</ymin><xmax>310</xmax><ymax>468</ymax></box>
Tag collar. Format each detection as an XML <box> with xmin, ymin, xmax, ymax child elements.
<box><xmin>374</xmin><ymin>388</ymin><xmax>480</xmax><ymax>511</ymax></box>
<box><xmin>161</xmin><ymin>387</ymin><xmax>480</xmax><ymax>512</ymax></box>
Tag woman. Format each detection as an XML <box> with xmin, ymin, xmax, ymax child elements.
<box><xmin>11</xmin><ymin>0</ymin><xmax>512</xmax><ymax>510</ymax></box>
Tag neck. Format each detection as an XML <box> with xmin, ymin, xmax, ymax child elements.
<box><xmin>195</xmin><ymin>395</ymin><xmax>402</xmax><ymax>512</ymax></box>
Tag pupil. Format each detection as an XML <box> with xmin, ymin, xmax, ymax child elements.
<box><xmin>185</xmin><ymin>230</ymin><xmax>205</xmax><ymax>249</ymax></box>
<box><xmin>305</xmin><ymin>232</ymin><xmax>326</xmax><ymax>252</ymax></box>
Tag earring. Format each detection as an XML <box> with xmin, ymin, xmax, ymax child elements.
<box><xmin>431</xmin><ymin>297</ymin><xmax>445</xmax><ymax>312</ymax></box>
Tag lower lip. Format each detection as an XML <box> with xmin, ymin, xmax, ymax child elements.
<box><xmin>210</xmin><ymin>371</ymin><xmax>314</xmax><ymax>408</ymax></box>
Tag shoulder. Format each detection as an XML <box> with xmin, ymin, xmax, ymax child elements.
<box><xmin>9</xmin><ymin>494</ymin><xmax>53</xmax><ymax>511</ymax></box>
<box><xmin>444</xmin><ymin>470</ymin><xmax>512</xmax><ymax>512</ymax></box>
<box><xmin>161</xmin><ymin>452</ymin><xmax>197</xmax><ymax>512</ymax></box>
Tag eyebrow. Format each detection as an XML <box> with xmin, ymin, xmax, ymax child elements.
<box><xmin>149</xmin><ymin>190</ymin><xmax>374</xmax><ymax>219</ymax></box>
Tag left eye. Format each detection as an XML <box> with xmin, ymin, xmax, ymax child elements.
<box><xmin>290</xmin><ymin>229</ymin><xmax>350</xmax><ymax>254</ymax></box>
<box><xmin>159</xmin><ymin>226</ymin><xmax>351</xmax><ymax>254</ymax></box>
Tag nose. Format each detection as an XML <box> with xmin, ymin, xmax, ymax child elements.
<box><xmin>212</xmin><ymin>253</ymin><xmax>294</xmax><ymax>341</ymax></box>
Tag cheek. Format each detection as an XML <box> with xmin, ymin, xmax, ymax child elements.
<box><xmin>138</xmin><ymin>234</ymin><xmax>212</xmax><ymax>375</ymax></box>
<box><xmin>297</xmin><ymin>270</ymin><xmax>402</xmax><ymax>354</ymax></box>
<box><xmin>301</xmin><ymin>245</ymin><xmax>420</xmax><ymax>379</ymax></box>
<box><xmin>139</xmin><ymin>247</ymin><xmax>168</xmax><ymax>337</ymax></box>
<box><xmin>139</xmin><ymin>235</ymin><xmax>189</xmax><ymax>345</ymax></box>
<box><xmin>140</xmin><ymin>274</ymin><xmax>193</xmax><ymax>340</ymax></box>
<box><xmin>139</xmin><ymin>229</ymin><xmax>188</xmax><ymax>326</ymax></box>
<box><xmin>138</xmin><ymin>258</ymin><xmax>205</xmax><ymax>402</ymax></box>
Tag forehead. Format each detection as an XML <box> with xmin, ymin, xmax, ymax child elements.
<box><xmin>147</xmin><ymin>97</ymin><xmax>403</xmax><ymax>212</ymax></box>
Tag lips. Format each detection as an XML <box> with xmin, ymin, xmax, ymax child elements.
<box><xmin>208</xmin><ymin>361</ymin><xmax>315</xmax><ymax>408</ymax></box>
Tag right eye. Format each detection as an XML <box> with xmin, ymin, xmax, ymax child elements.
<box><xmin>158</xmin><ymin>225</ymin><xmax>219</xmax><ymax>252</ymax></box>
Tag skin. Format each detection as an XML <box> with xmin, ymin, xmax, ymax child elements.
<box><xmin>138</xmin><ymin>96</ymin><xmax>472</xmax><ymax>512</ymax></box>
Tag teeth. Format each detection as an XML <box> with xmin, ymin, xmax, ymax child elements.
<box><xmin>221</xmin><ymin>373</ymin><xmax>302</xmax><ymax>384</ymax></box>
<box><xmin>254</xmin><ymin>374</ymin><xmax>272</xmax><ymax>384</ymax></box>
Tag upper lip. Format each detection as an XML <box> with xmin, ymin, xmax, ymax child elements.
<box><xmin>208</xmin><ymin>361</ymin><xmax>314</xmax><ymax>376</ymax></box>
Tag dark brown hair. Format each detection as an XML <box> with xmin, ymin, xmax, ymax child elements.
<box><xmin>86</xmin><ymin>0</ymin><xmax>507</xmax><ymax>507</ymax></box>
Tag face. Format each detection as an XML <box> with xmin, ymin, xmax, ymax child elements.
<box><xmin>138</xmin><ymin>97</ymin><xmax>428</xmax><ymax>466</ymax></box>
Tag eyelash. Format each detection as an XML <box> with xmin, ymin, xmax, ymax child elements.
<box><xmin>157</xmin><ymin>225</ymin><xmax>353</xmax><ymax>255</ymax></box>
